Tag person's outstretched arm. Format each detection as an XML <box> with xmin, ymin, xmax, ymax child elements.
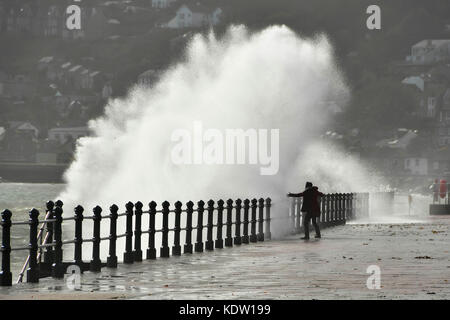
<box><xmin>287</xmin><ymin>192</ymin><xmax>304</xmax><ymax>197</ymax></box>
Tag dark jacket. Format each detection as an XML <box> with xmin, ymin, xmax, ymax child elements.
<box><xmin>289</xmin><ymin>186</ymin><xmax>324</xmax><ymax>216</ymax></box>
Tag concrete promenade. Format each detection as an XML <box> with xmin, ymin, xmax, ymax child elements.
<box><xmin>0</xmin><ymin>215</ymin><xmax>449</xmax><ymax>300</ymax></box>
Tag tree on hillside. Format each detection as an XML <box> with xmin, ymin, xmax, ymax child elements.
<box><xmin>343</xmin><ymin>78</ymin><xmax>421</xmax><ymax>136</ymax></box>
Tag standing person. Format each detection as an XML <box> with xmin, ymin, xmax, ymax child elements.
<box><xmin>430</xmin><ymin>179</ymin><xmax>439</xmax><ymax>203</ymax></box>
<box><xmin>408</xmin><ymin>194</ymin><xmax>412</xmax><ymax>215</ymax></box>
<box><xmin>287</xmin><ymin>182</ymin><xmax>324</xmax><ymax>240</ymax></box>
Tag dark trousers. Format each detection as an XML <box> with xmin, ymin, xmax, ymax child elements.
<box><xmin>303</xmin><ymin>212</ymin><xmax>320</xmax><ymax>238</ymax></box>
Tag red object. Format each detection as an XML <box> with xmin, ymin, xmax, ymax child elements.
<box><xmin>440</xmin><ymin>179</ymin><xmax>447</xmax><ymax>198</ymax></box>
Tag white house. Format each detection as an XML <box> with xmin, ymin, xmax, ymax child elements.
<box><xmin>436</xmin><ymin>88</ymin><xmax>450</xmax><ymax>146</ymax></box>
<box><xmin>406</xmin><ymin>39</ymin><xmax>450</xmax><ymax>64</ymax></box>
<box><xmin>165</xmin><ymin>4</ymin><xmax>222</xmax><ymax>29</ymax></box>
<box><xmin>152</xmin><ymin>0</ymin><xmax>177</xmax><ymax>9</ymax></box>
<box><xmin>48</xmin><ymin>127</ymin><xmax>89</xmax><ymax>144</ymax></box>
<box><xmin>8</xmin><ymin>121</ymin><xmax>39</xmax><ymax>138</ymax></box>
<box><xmin>401</xmin><ymin>76</ymin><xmax>425</xmax><ymax>91</ymax></box>
<box><xmin>376</xmin><ymin>130</ymin><xmax>418</xmax><ymax>149</ymax></box>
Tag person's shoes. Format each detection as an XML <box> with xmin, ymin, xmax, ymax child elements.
<box><xmin>315</xmin><ymin>234</ymin><xmax>321</xmax><ymax>239</ymax></box>
<box><xmin>300</xmin><ymin>236</ymin><xmax>310</xmax><ymax>240</ymax></box>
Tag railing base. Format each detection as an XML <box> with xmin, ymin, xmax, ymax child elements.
<box><xmin>134</xmin><ymin>250</ymin><xmax>143</xmax><ymax>262</ymax></box>
<box><xmin>184</xmin><ymin>244</ymin><xmax>193</xmax><ymax>254</ymax></box>
<box><xmin>215</xmin><ymin>239</ymin><xmax>223</xmax><ymax>249</ymax></box>
<box><xmin>123</xmin><ymin>252</ymin><xmax>134</xmax><ymax>264</ymax></box>
<box><xmin>194</xmin><ymin>243</ymin><xmax>203</xmax><ymax>253</ymax></box>
<box><xmin>107</xmin><ymin>256</ymin><xmax>118</xmax><ymax>268</ymax></box>
<box><xmin>172</xmin><ymin>245</ymin><xmax>182</xmax><ymax>255</ymax></box>
<box><xmin>146</xmin><ymin>248</ymin><xmax>156</xmax><ymax>260</ymax></box>
<box><xmin>225</xmin><ymin>238</ymin><xmax>233</xmax><ymax>247</ymax></box>
<box><xmin>0</xmin><ymin>272</ymin><xmax>12</xmax><ymax>286</ymax></box>
<box><xmin>26</xmin><ymin>268</ymin><xmax>39</xmax><ymax>283</ymax></box>
<box><xmin>51</xmin><ymin>263</ymin><xmax>65</xmax><ymax>279</ymax></box>
<box><xmin>89</xmin><ymin>260</ymin><xmax>102</xmax><ymax>272</ymax></box>
<box><xmin>205</xmin><ymin>241</ymin><xmax>214</xmax><ymax>251</ymax></box>
<box><xmin>160</xmin><ymin>247</ymin><xmax>170</xmax><ymax>258</ymax></box>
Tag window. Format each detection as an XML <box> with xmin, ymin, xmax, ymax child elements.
<box><xmin>428</xmin><ymin>97</ymin><xmax>436</xmax><ymax>106</ymax></box>
<box><xmin>405</xmin><ymin>159</ymin><xmax>410</xmax><ymax>167</ymax></box>
<box><xmin>434</xmin><ymin>162</ymin><xmax>439</xmax><ymax>170</ymax></box>
<box><xmin>427</xmin><ymin>97</ymin><xmax>436</xmax><ymax>117</ymax></box>
<box><xmin>416</xmin><ymin>159</ymin><xmax>420</xmax><ymax>166</ymax></box>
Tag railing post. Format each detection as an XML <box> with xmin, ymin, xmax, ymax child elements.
<box><xmin>0</xmin><ymin>210</ymin><xmax>12</xmax><ymax>286</ymax></box>
<box><xmin>295</xmin><ymin>198</ymin><xmax>301</xmax><ymax>233</ymax></box>
<box><xmin>335</xmin><ymin>194</ymin><xmax>339</xmax><ymax>222</ymax></box>
<box><xmin>265</xmin><ymin>198</ymin><xmax>271</xmax><ymax>240</ymax></box>
<box><xmin>349</xmin><ymin>194</ymin><xmax>353</xmax><ymax>220</ymax></box>
<box><xmin>123</xmin><ymin>201</ymin><xmax>134</xmax><ymax>264</ymax></box>
<box><xmin>257</xmin><ymin>198</ymin><xmax>265</xmax><ymax>241</ymax></box>
<box><xmin>366</xmin><ymin>193</ymin><xmax>370</xmax><ymax>217</ymax></box>
<box><xmin>134</xmin><ymin>201</ymin><xmax>143</xmax><ymax>262</ymax></box>
<box><xmin>347</xmin><ymin>193</ymin><xmax>352</xmax><ymax>220</ymax></box>
<box><xmin>107</xmin><ymin>204</ymin><xmax>118</xmax><ymax>268</ymax></box>
<box><xmin>74</xmin><ymin>205</ymin><xmax>84</xmax><ymax>269</ymax></box>
<box><xmin>27</xmin><ymin>208</ymin><xmax>40</xmax><ymax>283</ymax></box>
<box><xmin>337</xmin><ymin>193</ymin><xmax>342</xmax><ymax>221</ymax></box>
<box><xmin>345</xmin><ymin>194</ymin><xmax>349</xmax><ymax>220</ymax></box>
<box><xmin>147</xmin><ymin>201</ymin><xmax>157</xmax><ymax>259</ymax></box>
<box><xmin>51</xmin><ymin>205</ymin><xmax>64</xmax><ymax>278</ymax></box>
<box><xmin>337</xmin><ymin>193</ymin><xmax>342</xmax><ymax>222</ymax></box>
<box><xmin>320</xmin><ymin>195</ymin><xmax>326</xmax><ymax>225</ymax></box>
<box><xmin>326</xmin><ymin>195</ymin><xmax>330</xmax><ymax>223</ymax></box>
<box><xmin>342</xmin><ymin>194</ymin><xmax>347</xmax><ymax>223</ymax></box>
<box><xmin>172</xmin><ymin>201</ymin><xmax>182</xmax><ymax>256</ymax></box>
<box><xmin>205</xmin><ymin>200</ymin><xmax>214</xmax><ymax>251</ymax></box>
<box><xmin>250</xmin><ymin>199</ymin><xmax>258</xmax><ymax>243</ymax></box>
<box><xmin>338</xmin><ymin>193</ymin><xmax>342</xmax><ymax>222</ymax></box>
<box><xmin>43</xmin><ymin>200</ymin><xmax>54</xmax><ymax>264</ymax></box>
<box><xmin>242</xmin><ymin>199</ymin><xmax>250</xmax><ymax>244</ymax></box>
<box><xmin>184</xmin><ymin>201</ymin><xmax>194</xmax><ymax>254</ymax></box>
<box><xmin>290</xmin><ymin>198</ymin><xmax>295</xmax><ymax>233</ymax></box>
<box><xmin>215</xmin><ymin>200</ymin><xmax>224</xmax><ymax>249</ymax></box>
<box><xmin>195</xmin><ymin>200</ymin><xmax>205</xmax><ymax>253</ymax></box>
<box><xmin>160</xmin><ymin>201</ymin><xmax>170</xmax><ymax>258</ymax></box>
<box><xmin>90</xmin><ymin>206</ymin><xmax>102</xmax><ymax>272</ymax></box>
<box><xmin>331</xmin><ymin>194</ymin><xmax>336</xmax><ymax>223</ymax></box>
<box><xmin>225</xmin><ymin>199</ymin><xmax>233</xmax><ymax>247</ymax></box>
<box><xmin>234</xmin><ymin>199</ymin><xmax>242</xmax><ymax>245</ymax></box>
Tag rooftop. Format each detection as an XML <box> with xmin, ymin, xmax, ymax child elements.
<box><xmin>413</xmin><ymin>39</ymin><xmax>450</xmax><ymax>48</ymax></box>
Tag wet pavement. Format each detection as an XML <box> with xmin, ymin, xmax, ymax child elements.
<box><xmin>1</xmin><ymin>215</ymin><xmax>449</xmax><ymax>300</ymax></box>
